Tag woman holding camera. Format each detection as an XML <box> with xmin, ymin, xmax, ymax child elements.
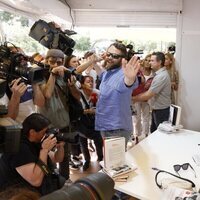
<box><xmin>0</xmin><ymin>113</ymin><xmax>66</xmax><ymax>196</ymax></box>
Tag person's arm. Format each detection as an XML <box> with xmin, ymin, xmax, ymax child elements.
<box><xmin>16</xmin><ymin>134</ymin><xmax>57</xmax><ymax>187</ymax></box>
<box><xmin>49</xmin><ymin>142</ymin><xmax>65</xmax><ymax>163</ymax></box>
<box><xmin>41</xmin><ymin>66</ymin><xmax>66</xmax><ymax>99</ymax></box>
<box><xmin>67</xmin><ymin>75</ymin><xmax>81</xmax><ymax>100</ymax></box>
<box><xmin>122</xmin><ymin>56</ymin><xmax>141</xmax><ymax>86</ymax></box>
<box><xmin>75</xmin><ymin>54</ymin><xmax>101</xmax><ymax>74</ymax></box>
<box><xmin>32</xmin><ymin>83</ymin><xmax>45</xmax><ymax>107</ymax></box>
<box><xmin>133</xmin><ymin>90</ymin><xmax>155</xmax><ymax>102</ymax></box>
<box><xmin>7</xmin><ymin>78</ymin><xmax>27</xmax><ymax>120</ymax></box>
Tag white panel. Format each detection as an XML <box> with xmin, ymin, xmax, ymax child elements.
<box><xmin>177</xmin><ymin>0</ymin><xmax>200</xmax><ymax>131</ymax></box>
<box><xmin>67</xmin><ymin>0</ymin><xmax>181</xmax><ymax>12</ymax></box>
<box><xmin>178</xmin><ymin>35</ymin><xmax>200</xmax><ymax>131</ymax></box>
<box><xmin>75</xmin><ymin>11</ymin><xmax>177</xmax><ymax>28</ymax></box>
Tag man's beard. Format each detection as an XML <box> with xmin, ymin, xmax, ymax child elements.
<box><xmin>105</xmin><ymin>61</ymin><xmax>121</xmax><ymax>70</ymax></box>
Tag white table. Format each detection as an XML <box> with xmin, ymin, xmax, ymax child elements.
<box><xmin>115</xmin><ymin>129</ymin><xmax>200</xmax><ymax>200</ymax></box>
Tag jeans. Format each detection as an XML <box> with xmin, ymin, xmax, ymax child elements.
<box><xmin>151</xmin><ymin>107</ymin><xmax>170</xmax><ymax>133</ymax></box>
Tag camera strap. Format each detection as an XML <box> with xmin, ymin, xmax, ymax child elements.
<box><xmin>80</xmin><ymin>92</ymin><xmax>90</xmax><ymax>109</ymax></box>
<box><xmin>37</xmin><ymin>159</ymin><xmax>52</xmax><ymax>176</ymax></box>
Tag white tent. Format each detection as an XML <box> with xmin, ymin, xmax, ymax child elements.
<box><xmin>0</xmin><ymin>0</ymin><xmax>200</xmax><ymax>131</ymax></box>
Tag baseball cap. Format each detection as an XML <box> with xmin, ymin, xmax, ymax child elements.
<box><xmin>46</xmin><ymin>49</ymin><xmax>64</xmax><ymax>59</ymax></box>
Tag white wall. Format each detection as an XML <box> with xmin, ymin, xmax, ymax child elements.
<box><xmin>177</xmin><ymin>0</ymin><xmax>200</xmax><ymax>131</ymax></box>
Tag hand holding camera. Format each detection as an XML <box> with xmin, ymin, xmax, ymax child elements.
<box><xmin>41</xmin><ymin>134</ymin><xmax>57</xmax><ymax>152</ymax></box>
<box><xmin>10</xmin><ymin>78</ymin><xmax>27</xmax><ymax>98</ymax></box>
<box><xmin>51</xmin><ymin>66</ymin><xmax>67</xmax><ymax>78</ymax></box>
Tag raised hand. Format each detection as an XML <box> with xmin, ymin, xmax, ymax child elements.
<box><xmin>122</xmin><ymin>56</ymin><xmax>141</xmax><ymax>86</ymax></box>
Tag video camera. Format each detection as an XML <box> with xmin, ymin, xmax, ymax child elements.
<box><xmin>40</xmin><ymin>172</ymin><xmax>115</xmax><ymax>200</ymax></box>
<box><xmin>126</xmin><ymin>44</ymin><xmax>143</xmax><ymax>61</ymax></box>
<box><xmin>0</xmin><ymin>79</ymin><xmax>22</xmax><ymax>154</ymax></box>
<box><xmin>0</xmin><ymin>42</ymin><xmax>48</xmax><ymax>85</ymax></box>
<box><xmin>29</xmin><ymin>20</ymin><xmax>76</xmax><ymax>56</ymax></box>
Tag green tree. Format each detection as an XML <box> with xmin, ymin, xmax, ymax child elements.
<box><xmin>0</xmin><ymin>11</ymin><xmax>29</xmax><ymax>27</ymax></box>
<box><xmin>10</xmin><ymin>33</ymin><xmax>47</xmax><ymax>54</ymax></box>
<box><xmin>74</xmin><ymin>36</ymin><xmax>91</xmax><ymax>52</ymax></box>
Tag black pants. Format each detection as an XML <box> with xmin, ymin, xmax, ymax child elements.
<box><xmin>58</xmin><ymin>142</ymin><xmax>70</xmax><ymax>179</ymax></box>
<box><xmin>58</xmin><ymin>127</ymin><xmax>70</xmax><ymax>179</ymax></box>
<box><xmin>79</xmin><ymin>131</ymin><xmax>103</xmax><ymax>162</ymax></box>
<box><xmin>151</xmin><ymin>107</ymin><xmax>170</xmax><ymax>133</ymax></box>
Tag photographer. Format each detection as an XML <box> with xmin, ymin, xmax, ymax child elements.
<box><xmin>0</xmin><ymin>78</ymin><xmax>27</xmax><ymax>119</ymax></box>
<box><xmin>0</xmin><ymin>46</ymin><xmax>45</xmax><ymax>123</ymax></box>
<box><xmin>37</xmin><ymin>49</ymin><xmax>101</xmax><ymax>178</ymax></box>
<box><xmin>0</xmin><ymin>113</ymin><xmax>65</xmax><ymax>196</ymax></box>
<box><xmin>37</xmin><ymin>49</ymin><xmax>76</xmax><ymax>181</ymax></box>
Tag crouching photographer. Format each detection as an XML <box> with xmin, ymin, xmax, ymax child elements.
<box><xmin>0</xmin><ymin>113</ymin><xmax>66</xmax><ymax>196</ymax></box>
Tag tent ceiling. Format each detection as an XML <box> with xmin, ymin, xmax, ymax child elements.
<box><xmin>0</xmin><ymin>0</ymin><xmax>182</xmax><ymax>28</ymax></box>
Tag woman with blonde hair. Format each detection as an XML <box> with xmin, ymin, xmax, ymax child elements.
<box><xmin>132</xmin><ymin>54</ymin><xmax>154</xmax><ymax>142</ymax></box>
<box><xmin>164</xmin><ymin>52</ymin><xmax>179</xmax><ymax>104</ymax></box>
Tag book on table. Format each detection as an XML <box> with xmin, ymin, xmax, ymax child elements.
<box><xmin>170</xmin><ymin>104</ymin><xmax>182</xmax><ymax>126</ymax></box>
<box><xmin>102</xmin><ymin>136</ymin><xmax>136</xmax><ymax>178</ymax></box>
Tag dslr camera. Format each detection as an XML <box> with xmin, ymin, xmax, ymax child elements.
<box><xmin>45</xmin><ymin>127</ymin><xmax>78</xmax><ymax>144</ymax></box>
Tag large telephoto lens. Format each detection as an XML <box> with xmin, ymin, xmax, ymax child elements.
<box><xmin>40</xmin><ymin>172</ymin><xmax>115</xmax><ymax>200</ymax></box>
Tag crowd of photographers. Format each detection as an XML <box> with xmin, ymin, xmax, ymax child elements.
<box><xmin>0</xmin><ymin>25</ymin><xmax>178</xmax><ymax>199</ymax></box>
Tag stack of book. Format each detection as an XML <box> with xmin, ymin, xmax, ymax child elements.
<box><xmin>101</xmin><ymin>137</ymin><xmax>137</xmax><ymax>181</ymax></box>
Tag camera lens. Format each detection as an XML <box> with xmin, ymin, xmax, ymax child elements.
<box><xmin>39</xmin><ymin>173</ymin><xmax>115</xmax><ymax>200</ymax></box>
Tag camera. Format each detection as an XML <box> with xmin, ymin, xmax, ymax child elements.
<box><xmin>126</xmin><ymin>44</ymin><xmax>143</xmax><ymax>61</ymax></box>
<box><xmin>29</xmin><ymin>20</ymin><xmax>76</xmax><ymax>56</ymax></box>
<box><xmin>40</xmin><ymin>172</ymin><xmax>115</xmax><ymax>200</ymax></box>
<box><xmin>0</xmin><ymin>42</ymin><xmax>48</xmax><ymax>84</ymax></box>
<box><xmin>64</xmin><ymin>69</ymin><xmax>83</xmax><ymax>83</ymax></box>
<box><xmin>0</xmin><ymin>79</ymin><xmax>22</xmax><ymax>154</ymax></box>
<box><xmin>45</xmin><ymin>127</ymin><xmax>78</xmax><ymax>144</ymax></box>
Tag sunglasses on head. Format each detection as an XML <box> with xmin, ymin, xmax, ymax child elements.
<box><xmin>173</xmin><ymin>163</ymin><xmax>196</xmax><ymax>177</ymax></box>
<box><xmin>106</xmin><ymin>52</ymin><xmax>124</xmax><ymax>59</ymax></box>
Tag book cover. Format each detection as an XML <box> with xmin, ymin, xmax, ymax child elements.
<box><xmin>170</xmin><ymin>104</ymin><xmax>182</xmax><ymax>126</ymax></box>
<box><xmin>103</xmin><ymin>137</ymin><xmax>126</xmax><ymax>170</ymax></box>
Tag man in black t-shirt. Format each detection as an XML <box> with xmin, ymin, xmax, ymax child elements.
<box><xmin>0</xmin><ymin>113</ymin><xmax>65</xmax><ymax>196</ymax></box>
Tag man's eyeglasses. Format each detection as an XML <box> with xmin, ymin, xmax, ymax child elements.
<box><xmin>106</xmin><ymin>52</ymin><xmax>124</xmax><ymax>59</ymax></box>
<box><xmin>48</xmin><ymin>59</ymin><xmax>63</xmax><ymax>66</ymax></box>
<box><xmin>173</xmin><ymin>163</ymin><xmax>196</xmax><ymax>177</ymax></box>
